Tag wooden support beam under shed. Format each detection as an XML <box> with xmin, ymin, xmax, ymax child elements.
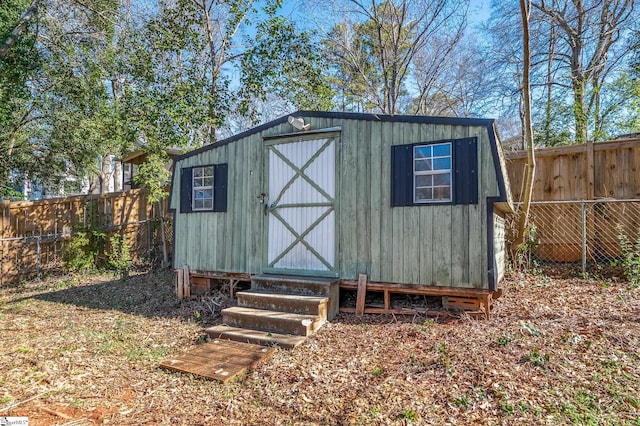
<box><xmin>355</xmin><ymin>274</ymin><xmax>368</xmax><ymax>317</ymax></box>
<box><xmin>175</xmin><ymin>265</ymin><xmax>191</xmax><ymax>300</ymax></box>
<box><xmin>183</xmin><ymin>265</ymin><xmax>191</xmax><ymax>299</ymax></box>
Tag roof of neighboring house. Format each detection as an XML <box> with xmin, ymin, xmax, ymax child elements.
<box><xmin>120</xmin><ymin>147</ymin><xmax>183</xmax><ymax>165</ymax></box>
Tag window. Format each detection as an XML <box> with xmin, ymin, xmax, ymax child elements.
<box><xmin>180</xmin><ymin>163</ymin><xmax>228</xmax><ymax>213</ymax></box>
<box><xmin>192</xmin><ymin>166</ymin><xmax>214</xmax><ymax>210</ymax></box>
<box><xmin>413</xmin><ymin>143</ymin><xmax>452</xmax><ymax>203</ymax></box>
<box><xmin>391</xmin><ymin>137</ymin><xmax>478</xmax><ymax>207</ymax></box>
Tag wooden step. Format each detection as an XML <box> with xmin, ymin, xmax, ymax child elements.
<box><xmin>251</xmin><ymin>274</ymin><xmax>340</xmax><ymax>319</ymax></box>
<box><xmin>237</xmin><ymin>290</ymin><xmax>328</xmax><ymax>318</ymax></box>
<box><xmin>222</xmin><ymin>306</ymin><xmax>324</xmax><ymax>336</ymax></box>
<box><xmin>205</xmin><ymin>325</ymin><xmax>307</xmax><ymax>349</ymax></box>
<box><xmin>159</xmin><ymin>340</ymin><xmax>275</xmax><ymax>382</ymax></box>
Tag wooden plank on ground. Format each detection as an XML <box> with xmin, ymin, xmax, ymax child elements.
<box><xmin>159</xmin><ymin>340</ymin><xmax>275</xmax><ymax>383</ymax></box>
<box><xmin>355</xmin><ymin>273</ymin><xmax>368</xmax><ymax>316</ymax></box>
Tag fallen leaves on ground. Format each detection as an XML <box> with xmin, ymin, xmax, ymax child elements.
<box><xmin>0</xmin><ymin>270</ymin><xmax>638</xmax><ymax>425</ymax></box>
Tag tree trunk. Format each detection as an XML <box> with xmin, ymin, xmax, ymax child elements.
<box><xmin>101</xmin><ymin>154</ymin><xmax>112</xmax><ymax>194</ymax></box>
<box><xmin>591</xmin><ymin>73</ymin><xmax>603</xmax><ymax>141</ymax></box>
<box><xmin>572</xmin><ymin>76</ymin><xmax>589</xmax><ymax>145</ymax></box>
<box><xmin>0</xmin><ymin>1</ymin><xmax>39</xmax><ymax>60</ymax></box>
<box><xmin>512</xmin><ymin>0</ymin><xmax>536</xmax><ymax>253</ymax></box>
<box><xmin>544</xmin><ymin>23</ymin><xmax>556</xmax><ymax>145</ymax></box>
<box><xmin>0</xmin><ymin>134</ymin><xmax>17</xmax><ymax>197</ymax></box>
<box><xmin>113</xmin><ymin>160</ymin><xmax>122</xmax><ymax>192</ymax></box>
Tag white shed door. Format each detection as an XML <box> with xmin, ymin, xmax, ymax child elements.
<box><xmin>266</xmin><ymin>136</ymin><xmax>336</xmax><ymax>273</ymax></box>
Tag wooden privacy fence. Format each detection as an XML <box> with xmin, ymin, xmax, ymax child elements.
<box><xmin>505</xmin><ymin>137</ymin><xmax>640</xmax><ymax>201</ymax></box>
<box><xmin>0</xmin><ymin>189</ymin><xmax>172</xmax><ymax>285</ymax></box>
<box><xmin>506</xmin><ymin>138</ymin><xmax>640</xmax><ymax>276</ymax></box>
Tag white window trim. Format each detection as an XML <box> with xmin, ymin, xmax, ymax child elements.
<box><xmin>192</xmin><ymin>166</ymin><xmax>214</xmax><ymax>211</ymax></box>
<box><xmin>413</xmin><ymin>142</ymin><xmax>452</xmax><ymax>203</ymax></box>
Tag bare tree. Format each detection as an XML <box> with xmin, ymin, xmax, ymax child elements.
<box><xmin>533</xmin><ymin>0</ymin><xmax>635</xmax><ymax>144</ymax></box>
<box><xmin>513</xmin><ymin>0</ymin><xmax>536</xmax><ymax>251</ymax></box>
<box><xmin>324</xmin><ymin>0</ymin><xmax>467</xmax><ymax>115</ymax></box>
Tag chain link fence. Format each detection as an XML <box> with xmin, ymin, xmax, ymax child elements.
<box><xmin>508</xmin><ymin>200</ymin><xmax>640</xmax><ymax>277</ymax></box>
<box><xmin>0</xmin><ymin>217</ymin><xmax>173</xmax><ymax>284</ymax></box>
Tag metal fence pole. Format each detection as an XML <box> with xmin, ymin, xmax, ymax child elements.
<box><xmin>146</xmin><ymin>220</ymin><xmax>151</xmax><ymax>260</ymax></box>
<box><xmin>36</xmin><ymin>235</ymin><xmax>42</xmax><ymax>280</ymax></box>
<box><xmin>581</xmin><ymin>201</ymin><xmax>587</xmax><ymax>274</ymax></box>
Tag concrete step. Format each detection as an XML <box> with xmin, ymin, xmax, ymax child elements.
<box><xmin>222</xmin><ymin>306</ymin><xmax>324</xmax><ymax>336</ymax></box>
<box><xmin>251</xmin><ymin>275</ymin><xmax>340</xmax><ymax>320</ymax></box>
<box><xmin>237</xmin><ymin>290</ymin><xmax>328</xmax><ymax>318</ymax></box>
<box><xmin>205</xmin><ymin>325</ymin><xmax>307</xmax><ymax>349</ymax></box>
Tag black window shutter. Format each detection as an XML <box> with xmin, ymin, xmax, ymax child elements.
<box><xmin>453</xmin><ymin>138</ymin><xmax>478</xmax><ymax>205</ymax></box>
<box><xmin>391</xmin><ymin>144</ymin><xmax>413</xmax><ymax>207</ymax></box>
<box><xmin>213</xmin><ymin>163</ymin><xmax>228</xmax><ymax>212</ymax></box>
<box><xmin>180</xmin><ymin>167</ymin><xmax>193</xmax><ymax>213</ymax></box>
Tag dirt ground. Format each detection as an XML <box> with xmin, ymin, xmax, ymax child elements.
<box><xmin>0</xmin><ymin>270</ymin><xmax>638</xmax><ymax>425</ymax></box>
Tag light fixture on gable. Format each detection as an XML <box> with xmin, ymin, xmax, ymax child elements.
<box><xmin>288</xmin><ymin>116</ymin><xmax>311</xmax><ymax>131</ymax></box>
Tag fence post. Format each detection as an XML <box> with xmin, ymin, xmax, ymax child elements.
<box><xmin>1</xmin><ymin>201</ymin><xmax>7</xmax><ymax>287</ymax></box>
<box><xmin>36</xmin><ymin>235</ymin><xmax>41</xmax><ymax>280</ymax></box>
<box><xmin>581</xmin><ymin>201</ymin><xmax>587</xmax><ymax>274</ymax></box>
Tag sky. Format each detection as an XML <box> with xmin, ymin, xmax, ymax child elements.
<box><xmin>469</xmin><ymin>0</ymin><xmax>492</xmax><ymax>27</ymax></box>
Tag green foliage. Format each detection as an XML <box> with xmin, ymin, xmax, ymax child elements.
<box><xmin>452</xmin><ymin>395</ymin><xmax>471</xmax><ymax>408</ymax></box>
<box><xmin>496</xmin><ymin>333</ymin><xmax>512</xmax><ymax>346</ymax></box>
<box><xmin>436</xmin><ymin>342</ymin><xmax>452</xmax><ymax>369</ymax></box>
<box><xmin>63</xmin><ymin>226</ymin><xmax>106</xmax><ymax>272</ymax></box>
<box><xmin>133</xmin><ymin>150</ymin><xmax>171</xmax><ymax>204</ymax></box>
<box><xmin>534</xmin><ymin>101</ymin><xmax>574</xmax><ymax>146</ymax></box>
<box><xmin>63</xmin><ymin>200</ymin><xmax>107</xmax><ymax>272</ymax></box>
<box><xmin>0</xmin><ymin>183</ymin><xmax>22</xmax><ymax>201</ymax></box>
<box><xmin>398</xmin><ymin>409</ymin><xmax>419</xmax><ymax>422</ymax></box>
<box><xmin>2</xmin><ymin>0</ymin><xmax>133</xmax><ymax>197</ymax></box>
<box><xmin>522</xmin><ymin>348</ymin><xmax>550</xmax><ymax>367</ymax></box>
<box><xmin>0</xmin><ymin>0</ymin><xmax>41</xmax><ymax>198</ymax></box>
<box><xmin>108</xmin><ymin>233</ymin><xmax>131</xmax><ymax>279</ymax></box>
<box><xmin>240</xmin><ymin>16</ymin><xmax>333</xmax><ymax>119</ymax></box>
<box><xmin>512</xmin><ymin>220</ymin><xmax>543</xmax><ymax>274</ymax></box>
<box><xmin>615</xmin><ymin>225</ymin><xmax>640</xmax><ymax>288</ymax></box>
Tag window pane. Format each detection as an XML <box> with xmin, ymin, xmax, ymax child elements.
<box><xmin>193</xmin><ymin>168</ymin><xmax>203</xmax><ymax>178</ymax></box>
<box><xmin>414</xmin><ymin>146</ymin><xmax>431</xmax><ymax>159</ymax></box>
<box><xmin>416</xmin><ymin>187</ymin><xmax>432</xmax><ymax>201</ymax></box>
<box><xmin>433</xmin><ymin>144</ymin><xmax>451</xmax><ymax>157</ymax></box>
<box><xmin>415</xmin><ymin>175</ymin><xmax>432</xmax><ymax>187</ymax></box>
<box><xmin>433</xmin><ymin>186</ymin><xmax>451</xmax><ymax>200</ymax></box>
<box><xmin>203</xmin><ymin>166</ymin><xmax>214</xmax><ymax>178</ymax></box>
<box><xmin>433</xmin><ymin>173</ymin><xmax>451</xmax><ymax>186</ymax></box>
<box><xmin>202</xmin><ymin>199</ymin><xmax>213</xmax><ymax>209</ymax></box>
<box><xmin>194</xmin><ymin>199</ymin><xmax>204</xmax><ymax>209</ymax></box>
<box><xmin>415</xmin><ymin>159</ymin><xmax>432</xmax><ymax>171</ymax></box>
<box><xmin>433</xmin><ymin>158</ymin><xmax>450</xmax><ymax>170</ymax></box>
<box><xmin>203</xmin><ymin>177</ymin><xmax>213</xmax><ymax>187</ymax></box>
<box><xmin>195</xmin><ymin>189</ymin><xmax>213</xmax><ymax>200</ymax></box>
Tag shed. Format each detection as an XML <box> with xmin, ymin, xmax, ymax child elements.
<box><xmin>169</xmin><ymin>112</ymin><xmax>512</xmax><ymax>335</ymax></box>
